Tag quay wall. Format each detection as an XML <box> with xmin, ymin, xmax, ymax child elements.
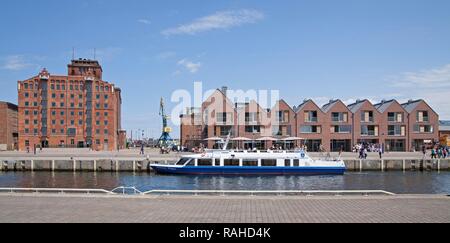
<box><xmin>0</xmin><ymin>158</ymin><xmax>449</xmax><ymax>172</ymax></box>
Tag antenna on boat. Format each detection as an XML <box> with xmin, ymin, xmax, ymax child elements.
<box><xmin>222</xmin><ymin>132</ymin><xmax>231</xmax><ymax>151</ymax></box>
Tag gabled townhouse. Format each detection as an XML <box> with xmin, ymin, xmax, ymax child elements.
<box><xmin>294</xmin><ymin>99</ymin><xmax>327</xmax><ymax>152</ymax></box>
<box><xmin>374</xmin><ymin>99</ymin><xmax>408</xmax><ymax>151</ymax></box>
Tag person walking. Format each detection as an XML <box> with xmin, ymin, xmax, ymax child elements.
<box><xmin>140</xmin><ymin>143</ymin><xmax>145</xmax><ymax>155</ymax></box>
<box><xmin>379</xmin><ymin>144</ymin><xmax>383</xmax><ymax>159</ymax></box>
<box><xmin>431</xmin><ymin>148</ymin><xmax>436</xmax><ymax>159</ymax></box>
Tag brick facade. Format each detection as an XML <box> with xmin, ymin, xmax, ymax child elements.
<box><xmin>180</xmin><ymin>88</ymin><xmax>440</xmax><ymax>152</ymax></box>
<box><xmin>0</xmin><ymin>102</ymin><xmax>18</xmax><ymax>150</ymax></box>
<box><xmin>17</xmin><ymin>59</ymin><xmax>122</xmax><ymax>151</ymax></box>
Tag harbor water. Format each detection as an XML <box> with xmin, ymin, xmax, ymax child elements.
<box><xmin>1</xmin><ymin>171</ymin><xmax>449</xmax><ymax>194</ymax></box>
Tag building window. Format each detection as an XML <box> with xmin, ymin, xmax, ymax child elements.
<box><xmin>25</xmin><ymin>119</ymin><xmax>29</xmax><ymax>125</ymax></box>
<box><xmin>56</xmin><ymin>84</ymin><xmax>60</xmax><ymax>90</ymax></box>
<box><xmin>25</xmin><ymin>102</ymin><xmax>29</xmax><ymax>107</ymax></box>
<box><xmin>60</xmin><ymin>129</ymin><xmax>64</xmax><ymax>134</ymax></box>
<box><xmin>104</xmin><ymin>120</ymin><xmax>108</xmax><ymax>125</ymax></box>
<box><xmin>52</xmin><ymin>102</ymin><xmax>56</xmax><ymax>107</ymax></box>
<box><xmin>331</xmin><ymin>112</ymin><xmax>348</xmax><ymax>122</ymax></box>
<box><xmin>277</xmin><ymin>111</ymin><xmax>290</xmax><ymax>123</ymax></box>
<box><xmin>52</xmin><ymin>111</ymin><xmax>56</xmax><ymax>116</ymax></box>
<box><xmin>24</xmin><ymin>128</ymin><xmax>29</xmax><ymax>134</ymax></box>
<box><xmin>78</xmin><ymin>103</ymin><xmax>83</xmax><ymax>108</ymax></box>
<box><xmin>24</xmin><ymin>92</ymin><xmax>29</xmax><ymax>98</ymax></box>
<box><xmin>417</xmin><ymin>111</ymin><xmax>429</xmax><ymax>122</ymax></box>
<box><xmin>33</xmin><ymin>129</ymin><xmax>38</xmax><ymax>135</ymax></box>
<box><xmin>70</xmin><ymin>111</ymin><xmax>75</xmax><ymax>116</ymax></box>
<box><xmin>60</xmin><ymin>120</ymin><xmax>64</xmax><ymax>125</ymax></box>
<box><xmin>78</xmin><ymin>111</ymin><xmax>83</xmax><ymax>116</ymax></box>
<box><xmin>388</xmin><ymin>112</ymin><xmax>403</xmax><ymax>123</ymax></box>
<box><xmin>33</xmin><ymin>102</ymin><xmax>38</xmax><ymax>107</ymax></box>
<box><xmin>104</xmin><ymin>94</ymin><xmax>108</xmax><ymax>99</ymax></box>
<box><xmin>413</xmin><ymin>125</ymin><xmax>433</xmax><ymax>133</ymax></box>
<box><xmin>70</xmin><ymin>103</ymin><xmax>75</xmax><ymax>108</ymax></box>
<box><xmin>70</xmin><ymin>85</ymin><xmax>73</xmax><ymax>90</ymax></box>
<box><xmin>361</xmin><ymin>111</ymin><xmax>374</xmax><ymax>123</ymax></box>
<box><xmin>52</xmin><ymin>120</ymin><xmax>56</xmax><ymax>125</ymax></box>
<box><xmin>104</xmin><ymin>104</ymin><xmax>108</xmax><ymax>109</ymax></box>
<box><xmin>24</xmin><ymin>110</ymin><xmax>29</xmax><ymax>115</ymax></box>
<box><xmin>61</xmin><ymin>84</ymin><xmax>65</xmax><ymax>90</ymax></box>
<box><xmin>245</xmin><ymin>125</ymin><xmax>260</xmax><ymax>133</ymax></box>
<box><xmin>33</xmin><ymin>120</ymin><xmax>38</xmax><ymax>125</ymax></box>
<box><xmin>96</xmin><ymin>103</ymin><xmax>100</xmax><ymax>109</ymax></box>
<box><xmin>60</xmin><ymin>94</ymin><xmax>64</xmax><ymax>98</ymax></box>
<box><xmin>33</xmin><ymin>110</ymin><xmax>38</xmax><ymax>115</ymax></box>
<box><xmin>104</xmin><ymin>112</ymin><xmax>108</xmax><ymax>117</ymax></box>
<box><xmin>25</xmin><ymin>140</ymin><xmax>30</xmax><ymax>146</ymax></box>
<box><xmin>96</xmin><ymin>94</ymin><xmax>100</xmax><ymax>99</ymax></box>
<box><xmin>96</xmin><ymin>129</ymin><xmax>100</xmax><ymax>134</ymax></box>
<box><xmin>52</xmin><ymin>129</ymin><xmax>56</xmax><ymax>134</ymax></box>
<box><xmin>388</xmin><ymin>125</ymin><xmax>406</xmax><ymax>136</ymax></box>
<box><xmin>70</xmin><ymin>120</ymin><xmax>75</xmax><ymax>125</ymax></box>
<box><xmin>361</xmin><ymin>125</ymin><xmax>379</xmax><ymax>136</ymax></box>
<box><xmin>96</xmin><ymin>120</ymin><xmax>100</xmax><ymax>125</ymax></box>
<box><xmin>24</xmin><ymin>83</ymin><xmax>29</xmax><ymax>89</ymax></box>
<box><xmin>304</xmin><ymin>111</ymin><xmax>318</xmax><ymax>122</ymax></box>
<box><xmin>52</xmin><ymin>93</ymin><xmax>56</xmax><ymax>98</ymax></box>
<box><xmin>96</xmin><ymin>139</ymin><xmax>100</xmax><ymax>145</ymax></box>
<box><xmin>79</xmin><ymin>94</ymin><xmax>82</xmax><ymax>99</ymax></box>
<box><xmin>96</xmin><ymin>112</ymin><xmax>100</xmax><ymax>116</ymax></box>
<box><xmin>34</xmin><ymin>93</ymin><xmax>38</xmax><ymax>98</ymax></box>
<box><xmin>300</xmin><ymin>125</ymin><xmax>321</xmax><ymax>134</ymax></box>
<box><xmin>331</xmin><ymin>125</ymin><xmax>352</xmax><ymax>134</ymax></box>
<box><xmin>60</xmin><ymin>102</ymin><xmax>64</xmax><ymax>107</ymax></box>
<box><xmin>51</xmin><ymin>84</ymin><xmax>55</xmax><ymax>90</ymax></box>
<box><xmin>79</xmin><ymin>120</ymin><xmax>83</xmax><ymax>125</ymax></box>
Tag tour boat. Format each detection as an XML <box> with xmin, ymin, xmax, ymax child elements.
<box><xmin>150</xmin><ymin>149</ymin><xmax>346</xmax><ymax>175</ymax></box>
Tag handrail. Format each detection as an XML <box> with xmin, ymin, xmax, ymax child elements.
<box><xmin>0</xmin><ymin>187</ymin><xmax>113</xmax><ymax>194</ymax></box>
<box><xmin>0</xmin><ymin>187</ymin><xmax>396</xmax><ymax>196</ymax></box>
<box><xmin>142</xmin><ymin>189</ymin><xmax>396</xmax><ymax>196</ymax></box>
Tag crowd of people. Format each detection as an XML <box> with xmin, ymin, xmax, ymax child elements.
<box><xmin>430</xmin><ymin>146</ymin><xmax>449</xmax><ymax>159</ymax></box>
<box><xmin>353</xmin><ymin>143</ymin><xmax>384</xmax><ymax>159</ymax></box>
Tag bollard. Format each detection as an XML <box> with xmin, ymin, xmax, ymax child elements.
<box><xmin>403</xmin><ymin>159</ymin><xmax>406</xmax><ymax>172</ymax></box>
<box><xmin>73</xmin><ymin>159</ymin><xmax>76</xmax><ymax>172</ymax></box>
<box><xmin>359</xmin><ymin>160</ymin><xmax>362</xmax><ymax>172</ymax></box>
<box><xmin>438</xmin><ymin>159</ymin><xmax>440</xmax><ymax>172</ymax></box>
<box><xmin>381</xmin><ymin>160</ymin><xmax>384</xmax><ymax>172</ymax></box>
<box><xmin>21</xmin><ymin>161</ymin><xmax>26</xmax><ymax>171</ymax></box>
<box><xmin>116</xmin><ymin>160</ymin><xmax>119</xmax><ymax>172</ymax></box>
<box><xmin>133</xmin><ymin>160</ymin><xmax>136</xmax><ymax>172</ymax></box>
<box><xmin>52</xmin><ymin>160</ymin><xmax>55</xmax><ymax>171</ymax></box>
<box><xmin>31</xmin><ymin>160</ymin><xmax>34</xmax><ymax>171</ymax></box>
<box><xmin>94</xmin><ymin>160</ymin><xmax>97</xmax><ymax>172</ymax></box>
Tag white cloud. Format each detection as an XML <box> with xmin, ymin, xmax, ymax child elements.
<box><xmin>177</xmin><ymin>59</ymin><xmax>202</xmax><ymax>73</ymax></box>
<box><xmin>162</xmin><ymin>9</ymin><xmax>264</xmax><ymax>36</ymax></box>
<box><xmin>1</xmin><ymin>55</ymin><xmax>35</xmax><ymax>71</ymax></box>
<box><xmin>138</xmin><ymin>19</ymin><xmax>152</xmax><ymax>25</ymax></box>
<box><xmin>391</xmin><ymin>64</ymin><xmax>450</xmax><ymax>88</ymax></box>
<box><xmin>387</xmin><ymin>63</ymin><xmax>450</xmax><ymax>119</ymax></box>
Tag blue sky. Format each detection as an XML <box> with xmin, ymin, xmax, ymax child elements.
<box><xmin>1</xmin><ymin>0</ymin><xmax>450</xmax><ymax>139</ymax></box>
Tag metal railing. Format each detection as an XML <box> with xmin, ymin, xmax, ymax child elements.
<box><xmin>0</xmin><ymin>187</ymin><xmax>396</xmax><ymax>196</ymax></box>
<box><xmin>142</xmin><ymin>189</ymin><xmax>396</xmax><ymax>196</ymax></box>
<box><xmin>0</xmin><ymin>187</ymin><xmax>112</xmax><ymax>195</ymax></box>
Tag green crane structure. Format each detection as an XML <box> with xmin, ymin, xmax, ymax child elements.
<box><xmin>157</xmin><ymin>97</ymin><xmax>174</xmax><ymax>148</ymax></box>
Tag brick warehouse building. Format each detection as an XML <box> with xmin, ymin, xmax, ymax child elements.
<box><xmin>17</xmin><ymin>59</ymin><xmax>124</xmax><ymax>151</ymax></box>
<box><xmin>180</xmin><ymin>87</ymin><xmax>440</xmax><ymax>152</ymax></box>
<box><xmin>0</xmin><ymin>101</ymin><xmax>18</xmax><ymax>151</ymax></box>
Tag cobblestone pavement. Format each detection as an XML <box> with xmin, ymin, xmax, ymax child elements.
<box><xmin>0</xmin><ymin>194</ymin><xmax>449</xmax><ymax>223</ymax></box>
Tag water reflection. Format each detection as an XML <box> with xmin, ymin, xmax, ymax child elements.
<box><xmin>0</xmin><ymin>171</ymin><xmax>449</xmax><ymax>194</ymax></box>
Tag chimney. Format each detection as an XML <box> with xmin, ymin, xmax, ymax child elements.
<box><xmin>221</xmin><ymin>86</ymin><xmax>228</xmax><ymax>97</ymax></box>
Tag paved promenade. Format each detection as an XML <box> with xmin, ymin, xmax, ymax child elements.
<box><xmin>0</xmin><ymin>194</ymin><xmax>449</xmax><ymax>223</ymax></box>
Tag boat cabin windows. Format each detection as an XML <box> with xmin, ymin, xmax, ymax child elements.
<box><xmin>176</xmin><ymin>158</ymin><xmax>191</xmax><ymax>166</ymax></box>
<box><xmin>293</xmin><ymin>159</ymin><xmax>300</xmax><ymax>167</ymax></box>
<box><xmin>224</xmin><ymin>159</ymin><xmax>240</xmax><ymax>166</ymax></box>
<box><xmin>261</xmin><ymin>159</ymin><xmax>277</xmax><ymax>167</ymax></box>
<box><xmin>243</xmin><ymin>159</ymin><xmax>258</xmax><ymax>166</ymax></box>
<box><xmin>284</xmin><ymin>159</ymin><xmax>291</xmax><ymax>167</ymax></box>
<box><xmin>187</xmin><ymin>160</ymin><xmax>195</xmax><ymax>166</ymax></box>
<box><xmin>197</xmin><ymin>159</ymin><xmax>213</xmax><ymax>166</ymax></box>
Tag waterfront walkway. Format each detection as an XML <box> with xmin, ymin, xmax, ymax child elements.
<box><xmin>0</xmin><ymin>194</ymin><xmax>448</xmax><ymax>223</ymax></box>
